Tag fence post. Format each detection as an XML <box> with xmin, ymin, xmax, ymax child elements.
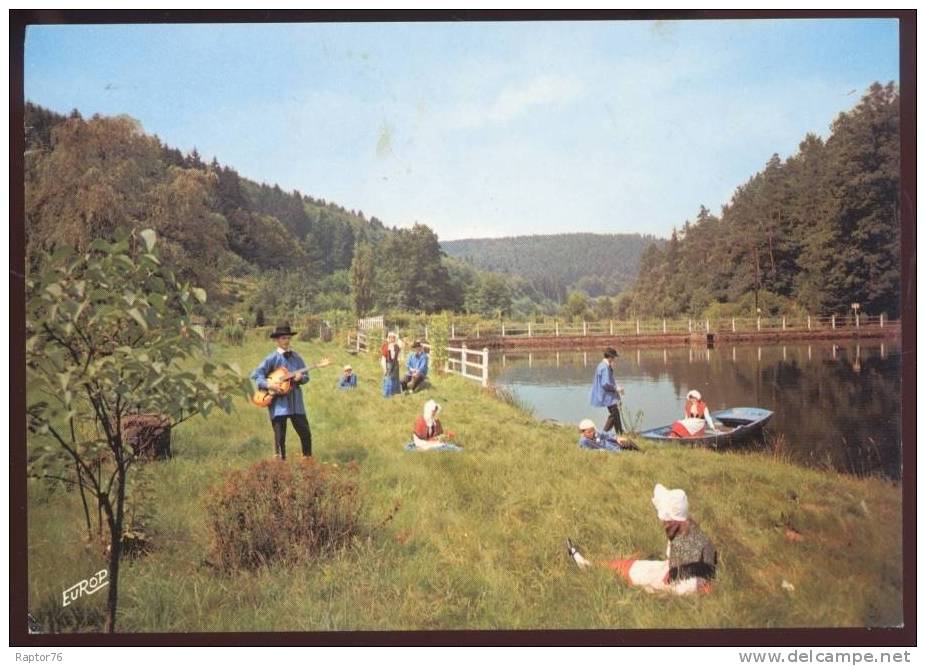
<box><xmin>807</xmin><ymin>315</ymin><xmax>811</xmax><ymax>330</ymax></box>
<box><xmin>688</xmin><ymin>319</ymin><xmax>692</xmax><ymax>333</ymax></box>
<box><xmin>880</xmin><ymin>313</ymin><xmax>884</xmax><ymax>328</ymax></box>
<box><xmin>555</xmin><ymin>321</ymin><xmax>559</xmax><ymax>337</ymax></box>
<box><xmin>355</xmin><ymin>332</ymin><xmax>361</xmax><ymax>353</ymax></box>
<box><xmin>706</xmin><ymin>319</ymin><xmax>710</xmax><ymax>334</ymax></box>
<box><xmin>451</xmin><ymin>323</ymin><xmax>455</xmax><ymax>339</ymax></box>
<box><xmin>732</xmin><ymin>317</ymin><xmax>736</xmax><ymax>333</ymax></box>
<box><xmin>583</xmin><ymin>320</ymin><xmax>587</xmax><ymax>336</ymax></box>
<box><xmin>476</xmin><ymin>325</ymin><xmax>480</xmax><ymax>338</ymax></box>
<box><xmin>502</xmin><ymin>323</ymin><xmax>506</xmax><ymax>337</ymax></box>
<box><xmin>757</xmin><ymin>317</ymin><xmax>761</xmax><ymax>331</ymax></box>
<box><xmin>610</xmin><ymin>320</ymin><xmax>614</xmax><ymax>335</ymax></box>
<box><xmin>482</xmin><ymin>348</ymin><xmax>489</xmax><ymax>387</ymax></box>
<box><xmin>636</xmin><ymin>320</ymin><xmax>640</xmax><ymax>335</ymax></box>
<box><xmin>855</xmin><ymin>313</ymin><xmax>860</xmax><ymax>328</ymax></box>
<box><xmin>461</xmin><ymin>343</ymin><xmax>467</xmax><ymax>377</ymax></box>
<box><xmin>782</xmin><ymin>317</ymin><xmax>786</xmax><ymax>331</ymax></box>
<box><xmin>663</xmin><ymin>319</ymin><xmax>667</xmax><ymax>333</ymax></box>
<box><xmin>831</xmin><ymin>315</ymin><xmax>836</xmax><ymax>330</ymax></box>
<box><xmin>528</xmin><ymin>321</ymin><xmax>532</xmax><ymax>337</ymax></box>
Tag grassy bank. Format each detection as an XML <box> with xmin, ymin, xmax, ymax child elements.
<box><xmin>27</xmin><ymin>333</ymin><xmax>903</xmax><ymax>631</ymax></box>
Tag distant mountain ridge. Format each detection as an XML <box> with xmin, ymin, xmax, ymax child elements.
<box><xmin>441</xmin><ymin>232</ymin><xmax>662</xmax><ymax>300</ymax></box>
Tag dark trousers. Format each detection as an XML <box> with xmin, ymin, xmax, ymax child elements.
<box><xmin>271</xmin><ymin>414</ymin><xmax>312</xmax><ymax>459</ymax></box>
<box><xmin>401</xmin><ymin>373</ymin><xmax>425</xmax><ymax>392</ymax></box>
<box><xmin>604</xmin><ymin>404</ymin><xmax>623</xmax><ymax>434</ymax></box>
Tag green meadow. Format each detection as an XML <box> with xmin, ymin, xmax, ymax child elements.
<box><xmin>27</xmin><ymin>333</ymin><xmax>903</xmax><ymax>632</ymax></box>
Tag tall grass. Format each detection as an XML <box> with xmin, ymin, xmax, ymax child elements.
<box><xmin>26</xmin><ymin>334</ymin><xmax>903</xmax><ymax>632</ymax></box>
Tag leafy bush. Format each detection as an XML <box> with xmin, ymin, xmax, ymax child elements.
<box><xmin>204</xmin><ymin>458</ymin><xmax>362</xmax><ymax>570</ymax></box>
<box><xmin>221</xmin><ymin>324</ymin><xmax>246</xmax><ymax>346</ymax></box>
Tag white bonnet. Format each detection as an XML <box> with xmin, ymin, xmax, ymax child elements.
<box><xmin>652</xmin><ymin>483</ymin><xmax>689</xmax><ymax>521</ymax></box>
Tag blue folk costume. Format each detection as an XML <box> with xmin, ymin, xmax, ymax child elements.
<box><xmin>402</xmin><ymin>348</ymin><xmax>429</xmax><ymax>392</ymax></box>
<box><xmin>337</xmin><ymin>372</ymin><xmax>358</xmax><ymax>390</ymax></box>
<box><xmin>578</xmin><ymin>431</ymin><xmax>623</xmax><ymax>452</ymax></box>
<box><xmin>250</xmin><ymin>324</ymin><xmax>313</xmax><ymax>458</ymax></box>
<box><xmin>406</xmin><ymin>350</ymin><xmax>429</xmax><ymax>377</ymax></box>
<box><xmin>381</xmin><ymin>340</ymin><xmax>402</xmax><ymax>397</ymax></box>
<box><xmin>589</xmin><ymin>350</ymin><xmax>623</xmax><ymax>434</ymax></box>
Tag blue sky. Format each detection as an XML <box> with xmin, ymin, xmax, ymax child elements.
<box><xmin>24</xmin><ymin>19</ymin><xmax>899</xmax><ymax>240</ymax></box>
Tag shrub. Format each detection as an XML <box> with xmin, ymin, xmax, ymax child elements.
<box><xmin>221</xmin><ymin>324</ymin><xmax>246</xmax><ymax>346</ymax></box>
<box><xmin>204</xmin><ymin>458</ymin><xmax>362</xmax><ymax>570</ymax></box>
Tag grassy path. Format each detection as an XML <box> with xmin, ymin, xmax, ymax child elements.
<box><xmin>27</xmin><ymin>334</ymin><xmax>903</xmax><ymax>631</ymax></box>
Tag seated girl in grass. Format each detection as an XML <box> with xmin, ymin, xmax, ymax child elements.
<box><xmin>577</xmin><ymin>418</ymin><xmax>639</xmax><ymax>451</ymax></box>
<box><xmin>406</xmin><ymin>399</ymin><xmax>461</xmax><ymax>451</ymax></box>
<box><xmin>567</xmin><ymin>483</ymin><xmax>717</xmax><ymax>595</ymax></box>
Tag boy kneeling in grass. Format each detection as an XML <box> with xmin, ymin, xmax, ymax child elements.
<box><xmin>568</xmin><ymin>483</ymin><xmax>717</xmax><ymax>595</ymax></box>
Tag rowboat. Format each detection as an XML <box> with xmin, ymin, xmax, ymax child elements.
<box><xmin>639</xmin><ymin>407</ymin><xmax>774</xmax><ymax>447</ymax></box>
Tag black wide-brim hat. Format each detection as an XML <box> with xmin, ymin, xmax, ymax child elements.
<box><xmin>269</xmin><ymin>323</ymin><xmax>298</xmax><ymax>338</ymax></box>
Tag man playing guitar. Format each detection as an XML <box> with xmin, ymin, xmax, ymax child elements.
<box><xmin>250</xmin><ymin>322</ymin><xmax>323</xmax><ymax>459</ymax></box>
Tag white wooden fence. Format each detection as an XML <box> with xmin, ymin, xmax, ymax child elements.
<box><xmin>447</xmin><ymin>314</ymin><xmax>898</xmax><ymax>338</ymax></box>
<box><xmin>346</xmin><ymin>330</ymin><xmax>371</xmax><ymax>353</ymax></box>
<box><xmin>445</xmin><ymin>345</ymin><xmax>489</xmax><ymax>387</ymax></box>
<box><xmin>357</xmin><ymin>315</ymin><xmax>384</xmax><ymax>331</ymax></box>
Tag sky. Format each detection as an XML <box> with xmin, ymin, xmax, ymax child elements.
<box><xmin>23</xmin><ymin>18</ymin><xmax>899</xmax><ymax>241</ymax></box>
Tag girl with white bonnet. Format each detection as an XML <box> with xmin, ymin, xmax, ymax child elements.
<box><xmin>406</xmin><ymin>399</ymin><xmax>462</xmax><ymax>452</ymax></box>
<box><xmin>380</xmin><ymin>332</ymin><xmax>403</xmax><ymax>397</ymax></box>
<box><xmin>567</xmin><ymin>483</ymin><xmax>717</xmax><ymax>595</ymax></box>
<box><xmin>669</xmin><ymin>389</ymin><xmax>717</xmax><ymax>438</ymax></box>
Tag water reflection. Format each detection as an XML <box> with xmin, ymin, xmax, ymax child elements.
<box><xmin>491</xmin><ymin>342</ymin><xmax>901</xmax><ymax>478</ymax></box>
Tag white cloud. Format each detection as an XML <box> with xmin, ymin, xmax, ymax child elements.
<box><xmin>448</xmin><ymin>74</ymin><xmax>586</xmax><ymax>129</ymax></box>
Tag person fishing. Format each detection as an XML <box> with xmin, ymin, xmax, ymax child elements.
<box><xmin>589</xmin><ymin>347</ymin><xmax>624</xmax><ymax>435</ymax></box>
<box><xmin>669</xmin><ymin>389</ymin><xmax>717</xmax><ymax>438</ymax></box>
<box><xmin>577</xmin><ymin>418</ymin><xmax>639</xmax><ymax>451</ymax></box>
<box><xmin>567</xmin><ymin>483</ymin><xmax>718</xmax><ymax>595</ymax></box>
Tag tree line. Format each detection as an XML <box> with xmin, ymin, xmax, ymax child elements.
<box><xmin>24</xmin><ymin>102</ymin><xmax>563</xmax><ymax>322</ymax></box>
<box><xmin>626</xmin><ymin>82</ymin><xmax>901</xmax><ymax>318</ymax></box>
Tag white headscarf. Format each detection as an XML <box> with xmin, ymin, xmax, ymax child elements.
<box><xmin>652</xmin><ymin>483</ymin><xmax>689</xmax><ymax>521</ymax></box>
<box><xmin>423</xmin><ymin>399</ymin><xmax>441</xmax><ymax>427</ymax></box>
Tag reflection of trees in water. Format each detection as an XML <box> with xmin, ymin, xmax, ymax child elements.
<box><xmin>493</xmin><ymin>345</ymin><xmax>900</xmax><ymax>478</ymax></box>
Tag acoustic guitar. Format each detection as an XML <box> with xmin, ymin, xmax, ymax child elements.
<box><xmin>251</xmin><ymin>358</ymin><xmax>332</xmax><ymax>407</ymax></box>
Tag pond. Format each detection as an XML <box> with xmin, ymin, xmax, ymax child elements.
<box><xmin>490</xmin><ymin>340</ymin><xmax>902</xmax><ymax>479</ymax></box>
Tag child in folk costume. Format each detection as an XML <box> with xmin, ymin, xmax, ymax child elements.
<box><xmin>669</xmin><ymin>389</ymin><xmax>717</xmax><ymax>438</ymax></box>
<box><xmin>567</xmin><ymin>483</ymin><xmax>718</xmax><ymax>596</ymax></box>
<box><xmin>380</xmin><ymin>332</ymin><xmax>403</xmax><ymax>397</ymax></box>
<box><xmin>408</xmin><ymin>399</ymin><xmax>461</xmax><ymax>451</ymax></box>
<box><xmin>577</xmin><ymin>418</ymin><xmax>639</xmax><ymax>452</ymax></box>
<box><xmin>337</xmin><ymin>365</ymin><xmax>358</xmax><ymax>390</ymax></box>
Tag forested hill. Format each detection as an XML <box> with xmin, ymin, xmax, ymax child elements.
<box><xmin>442</xmin><ymin>233</ymin><xmax>660</xmax><ymax>301</ymax></box>
<box><xmin>23</xmin><ymin>102</ymin><xmax>561</xmax><ymax>319</ymax></box>
<box><xmin>626</xmin><ymin>82</ymin><xmax>901</xmax><ymax>318</ymax></box>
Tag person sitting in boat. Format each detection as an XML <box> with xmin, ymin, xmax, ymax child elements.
<box><xmin>408</xmin><ymin>399</ymin><xmax>461</xmax><ymax>451</ymax></box>
<box><xmin>337</xmin><ymin>365</ymin><xmax>358</xmax><ymax>390</ymax></box>
<box><xmin>567</xmin><ymin>483</ymin><xmax>718</xmax><ymax>596</ymax></box>
<box><xmin>577</xmin><ymin>418</ymin><xmax>638</xmax><ymax>451</ymax></box>
<box><xmin>669</xmin><ymin>389</ymin><xmax>717</xmax><ymax>438</ymax></box>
